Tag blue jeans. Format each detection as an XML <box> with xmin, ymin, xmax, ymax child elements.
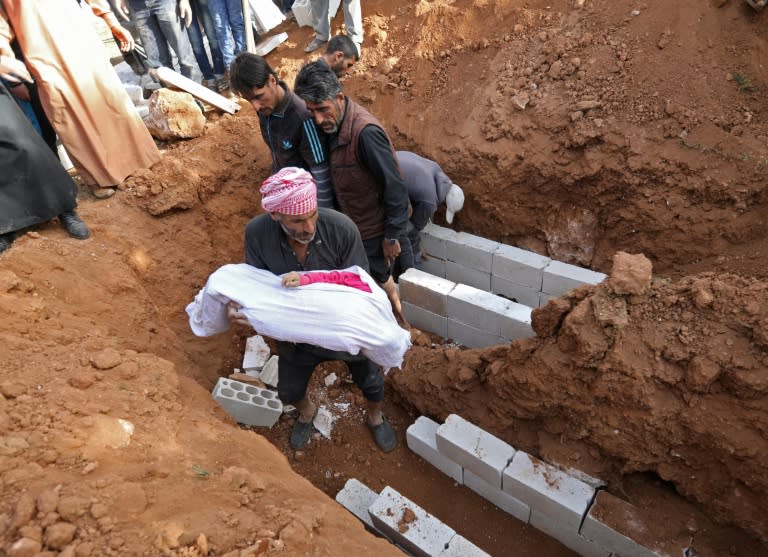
<box><xmin>127</xmin><ymin>0</ymin><xmax>198</xmax><ymax>79</ymax></box>
<box><xmin>207</xmin><ymin>0</ymin><xmax>246</xmax><ymax>68</ymax></box>
<box><xmin>187</xmin><ymin>0</ymin><xmax>226</xmax><ymax>80</ymax></box>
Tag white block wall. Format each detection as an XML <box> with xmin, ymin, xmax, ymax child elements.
<box><xmin>402</xmin><ymin>414</ymin><xmax>685</xmax><ymax>557</ymax></box>
<box><xmin>211</xmin><ymin>377</ymin><xmax>282</xmax><ymax>427</ymax></box>
<box><xmin>418</xmin><ymin>224</ymin><xmax>606</xmax><ymax>309</ymax></box>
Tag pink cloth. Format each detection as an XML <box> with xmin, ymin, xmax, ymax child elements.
<box><xmin>260</xmin><ymin>167</ymin><xmax>317</xmax><ymax>215</ymax></box>
<box><xmin>299</xmin><ymin>271</ymin><xmax>373</xmax><ymax>293</ymax></box>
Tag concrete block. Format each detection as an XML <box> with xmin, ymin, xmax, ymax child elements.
<box><xmin>335</xmin><ymin>478</ymin><xmax>378</xmax><ymax>529</ymax></box>
<box><xmin>497</xmin><ymin>302</ymin><xmax>534</xmax><ymax>341</ymax></box>
<box><xmin>436</xmin><ymin>414</ymin><xmax>516</xmax><ymax>488</ymax></box>
<box><xmin>418</xmin><ymin>255</ymin><xmax>446</xmax><ymax>278</ymax></box>
<box><xmin>313</xmin><ymin>405</ymin><xmax>335</xmax><ymax>438</ymax></box>
<box><xmin>445</xmin><ymin>261</ymin><xmax>491</xmax><ymax>291</ymax></box>
<box><xmin>437</xmin><ymin>534</ymin><xmax>491</xmax><ymax>557</ymax></box>
<box><xmin>403</xmin><ymin>302</ymin><xmax>448</xmax><ymax>339</ymax></box>
<box><xmin>580</xmin><ymin>491</ymin><xmax>691</xmax><ymax>557</ymax></box>
<box><xmin>531</xmin><ymin>510</ymin><xmax>611</xmax><ymax>557</ymax></box>
<box><xmin>399</xmin><ymin>268</ymin><xmax>456</xmax><ymax>315</ymax></box>
<box><xmin>406</xmin><ymin>417</ymin><xmax>463</xmax><ymax>484</ymax></box>
<box><xmin>369</xmin><ymin>486</ymin><xmax>455</xmax><ymax>557</ymax></box>
<box><xmin>542</xmin><ymin>260</ymin><xmax>607</xmax><ymax>296</ymax></box>
<box><xmin>446</xmin><ymin>232</ymin><xmax>500</xmax><ymax>272</ymax></box>
<box><xmin>492</xmin><ymin>244</ymin><xmax>551</xmax><ymax>289</ymax></box>
<box><xmin>447</xmin><ymin>283</ymin><xmax>506</xmax><ymax>333</ymax></box>
<box><xmin>463</xmin><ymin>469</ymin><xmax>530</xmax><ymax>524</ymax></box>
<box><xmin>258</xmin><ymin>354</ymin><xmax>279</xmax><ymax>387</ymax></box>
<box><xmin>243</xmin><ymin>335</ymin><xmax>270</xmax><ymax>372</ymax></box>
<box><xmin>448</xmin><ymin>319</ymin><xmax>507</xmax><ymax>348</ymax></box>
<box><xmin>502</xmin><ymin>451</ymin><xmax>595</xmax><ymax>531</ymax></box>
<box><xmin>124</xmin><ymin>83</ymin><xmax>143</xmax><ymax>105</ymax></box>
<box><xmin>421</xmin><ymin>222</ymin><xmax>459</xmax><ymax>260</ymax></box>
<box><xmin>491</xmin><ymin>275</ymin><xmax>540</xmax><ymax>308</ymax></box>
<box><xmin>211</xmin><ymin>377</ymin><xmax>282</xmax><ymax>427</ymax></box>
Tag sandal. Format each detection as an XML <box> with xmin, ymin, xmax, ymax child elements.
<box><xmin>368</xmin><ymin>416</ymin><xmax>397</xmax><ymax>453</ymax></box>
<box><xmin>290</xmin><ymin>407</ymin><xmax>318</xmax><ymax>450</ymax></box>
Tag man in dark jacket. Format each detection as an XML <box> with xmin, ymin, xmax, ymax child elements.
<box><xmin>294</xmin><ymin>60</ymin><xmax>409</xmax><ymax>324</ymax></box>
<box><xmin>229</xmin><ymin>53</ymin><xmax>334</xmax><ymax>208</ymax></box>
<box><xmin>229</xmin><ymin>167</ymin><xmax>397</xmax><ymax>453</ymax></box>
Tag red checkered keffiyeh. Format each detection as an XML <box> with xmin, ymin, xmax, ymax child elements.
<box><xmin>260</xmin><ymin>167</ymin><xmax>317</xmax><ymax>216</ymax></box>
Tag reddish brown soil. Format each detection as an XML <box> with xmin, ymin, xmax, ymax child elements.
<box><xmin>2</xmin><ymin>0</ymin><xmax>768</xmax><ymax>555</ymax></box>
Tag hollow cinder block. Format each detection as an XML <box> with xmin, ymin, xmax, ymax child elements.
<box><xmin>399</xmin><ymin>268</ymin><xmax>456</xmax><ymax>315</ymax></box>
<box><xmin>542</xmin><ymin>260</ymin><xmax>607</xmax><ymax>296</ymax></box>
<box><xmin>445</xmin><ymin>261</ymin><xmax>491</xmax><ymax>291</ymax></box>
<box><xmin>491</xmin><ymin>274</ymin><xmax>540</xmax><ymax>308</ymax></box>
<box><xmin>463</xmin><ymin>469</ymin><xmax>530</xmax><ymax>524</ymax></box>
<box><xmin>406</xmin><ymin>416</ymin><xmax>463</xmax><ymax>484</ymax></box>
<box><xmin>420</xmin><ymin>223</ymin><xmax>459</xmax><ymax>261</ymax></box>
<box><xmin>436</xmin><ymin>414</ymin><xmax>516</xmax><ymax>488</ymax></box>
<box><xmin>580</xmin><ymin>491</ymin><xmax>691</xmax><ymax>557</ymax></box>
<box><xmin>531</xmin><ymin>510</ymin><xmax>611</xmax><ymax>557</ymax></box>
<box><xmin>335</xmin><ymin>478</ymin><xmax>379</xmax><ymax>529</ymax></box>
<box><xmin>436</xmin><ymin>534</ymin><xmax>491</xmax><ymax>557</ymax></box>
<box><xmin>446</xmin><ymin>232</ymin><xmax>501</xmax><ymax>273</ymax></box>
<box><xmin>403</xmin><ymin>302</ymin><xmax>448</xmax><ymax>339</ymax></box>
<box><xmin>492</xmin><ymin>244</ymin><xmax>551</xmax><ymax>289</ymax></box>
<box><xmin>447</xmin><ymin>319</ymin><xmax>507</xmax><ymax>349</ymax></box>
<box><xmin>502</xmin><ymin>451</ymin><xmax>595</xmax><ymax>532</ymax></box>
<box><xmin>368</xmin><ymin>486</ymin><xmax>456</xmax><ymax>557</ymax></box>
<box><xmin>211</xmin><ymin>377</ymin><xmax>282</xmax><ymax>427</ymax></box>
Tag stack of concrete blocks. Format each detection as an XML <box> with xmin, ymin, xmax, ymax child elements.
<box><xmin>406</xmin><ymin>414</ymin><xmax>692</xmax><ymax>557</ymax></box>
<box><xmin>417</xmin><ymin>223</ymin><xmax>606</xmax><ymax>309</ymax></box>
<box><xmin>399</xmin><ymin>268</ymin><xmax>533</xmax><ymax>348</ymax></box>
<box><xmin>211</xmin><ymin>377</ymin><xmax>283</xmax><ymax>427</ymax></box>
<box><xmin>335</xmin><ymin>479</ymin><xmax>491</xmax><ymax>557</ymax></box>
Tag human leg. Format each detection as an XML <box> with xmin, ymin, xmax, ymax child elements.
<box><xmin>197</xmin><ymin>0</ymin><xmax>227</xmax><ymax>76</ymax></box>
<box><xmin>208</xmin><ymin>0</ymin><xmax>236</xmax><ymax>67</ymax></box>
<box><xmin>187</xmin><ymin>2</ymin><xmax>215</xmax><ymax>81</ymax></box>
<box><xmin>277</xmin><ymin>342</ymin><xmax>321</xmax><ymax>449</ymax></box>
<box><xmin>305</xmin><ymin>0</ymin><xmax>330</xmax><ymax>51</ymax></box>
<box><xmin>223</xmin><ymin>0</ymin><xmax>247</xmax><ymax>56</ymax></box>
<box><xmin>347</xmin><ymin>358</ymin><xmax>395</xmax><ymax>452</ymax></box>
<box><xmin>342</xmin><ymin>0</ymin><xmax>363</xmax><ymax>48</ymax></box>
<box><xmin>129</xmin><ymin>3</ymin><xmax>173</xmax><ymax>70</ymax></box>
<box><xmin>152</xmin><ymin>0</ymin><xmax>198</xmax><ymax>79</ymax></box>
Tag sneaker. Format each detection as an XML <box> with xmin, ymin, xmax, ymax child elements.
<box><xmin>59</xmin><ymin>211</ymin><xmax>90</xmax><ymax>239</ymax></box>
<box><xmin>304</xmin><ymin>37</ymin><xmax>326</xmax><ymax>53</ymax></box>
<box><xmin>289</xmin><ymin>408</ymin><xmax>318</xmax><ymax>449</ymax></box>
<box><xmin>368</xmin><ymin>416</ymin><xmax>397</xmax><ymax>452</ymax></box>
<box><xmin>0</xmin><ymin>232</ymin><xmax>15</xmax><ymax>255</ymax></box>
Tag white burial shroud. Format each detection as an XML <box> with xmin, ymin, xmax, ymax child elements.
<box><xmin>186</xmin><ymin>264</ymin><xmax>411</xmax><ymax>369</ymax></box>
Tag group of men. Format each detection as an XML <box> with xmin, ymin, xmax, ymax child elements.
<box><xmin>227</xmin><ymin>50</ymin><xmax>464</xmax><ymax>454</ymax></box>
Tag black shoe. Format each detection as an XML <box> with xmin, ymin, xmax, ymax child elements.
<box><xmin>290</xmin><ymin>409</ymin><xmax>317</xmax><ymax>450</ymax></box>
<box><xmin>0</xmin><ymin>232</ymin><xmax>15</xmax><ymax>254</ymax></box>
<box><xmin>368</xmin><ymin>416</ymin><xmax>397</xmax><ymax>453</ymax></box>
<box><xmin>59</xmin><ymin>211</ymin><xmax>90</xmax><ymax>239</ymax></box>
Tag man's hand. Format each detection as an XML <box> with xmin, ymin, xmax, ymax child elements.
<box><xmin>281</xmin><ymin>271</ymin><xmax>302</xmax><ymax>288</ymax></box>
<box><xmin>111</xmin><ymin>25</ymin><xmax>135</xmax><ymax>52</ymax></box>
<box><xmin>0</xmin><ymin>55</ymin><xmax>33</xmax><ymax>84</ymax></box>
<box><xmin>382</xmin><ymin>238</ymin><xmax>401</xmax><ymax>267</ymax></box>
<box><xmin>179</xmin><ymin>0</ymin><xmax>193</xmax><ymax>27</ymax></box>
<box><xmin>227</xmin><ymin>301</ymin><xmax>252</xmax><ymax>327</ymax></box>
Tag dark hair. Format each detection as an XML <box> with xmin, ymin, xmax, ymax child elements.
<box><xmin>294</xmin><ymin>60</ymin><xmax>342</xmax><ymax>103</ymax></box>
<box><xmin>325</xmin><ymin>35</ymin><xmax>359</xmax><ymax>60</ymax></box>
<box><xmin>229</xmin><ymin>53</ymin><xmax>276</xmax><ymax>96</ymax></box>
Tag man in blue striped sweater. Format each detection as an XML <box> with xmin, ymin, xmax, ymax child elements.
<box><xmin>229</xmin><ymin>53</ymin><xmax>334</xmax><ymax>207</ymax></box>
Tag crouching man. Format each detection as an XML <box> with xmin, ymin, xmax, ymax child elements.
<box><xmin>228</xmin><ymin>167</ymin><xmax>397</xmax><ymax>452</ymax></box>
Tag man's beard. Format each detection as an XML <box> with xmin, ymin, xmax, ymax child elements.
<box><xmin>280</xmin><ymin>221</ymin><xmax>315</xmax><ymax>244</ymax></box>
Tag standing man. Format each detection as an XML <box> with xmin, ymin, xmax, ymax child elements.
<box><xmin>320</xmin><ymin>34</ymin><xmax>359</xmax><ymax>78</ymax></box>
<box><xmin>293</xmin><ymin>60</ymin><xmax>409</xmax><ymax>324</ymax></box>
<box><xmin>120</xmin><ymin>0</ymin><xmax>199</xmax><ymax>80</ymax></box>
<box><xmin>396</xmin><ymin>150</ymin><xmax>465</xmax><ymax>272</ymax></box>
<box><xmin>304</xmin><ymin>0</ymin><xmax>362</xmax><ymax>55</ymax></box>
<box><xmin>230</xmin><ymin>167</ymin><xmax>397</xmax><ymax>453</ymax></box>
<box><xmin>229</xmin><ymin>53</ymin><xmax>334</xmax><ymax>208</ymax></box>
